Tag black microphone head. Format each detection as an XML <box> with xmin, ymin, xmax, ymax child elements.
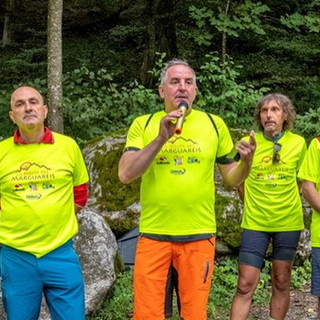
<box><xmin>178</xmin><ymin>101</ymin><xmax>189</xmax><ymax>109</ymax></box>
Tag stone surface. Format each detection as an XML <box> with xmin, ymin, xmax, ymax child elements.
<box><xmin>75</xmin><ymin>207</ymin><xmax>118</xmax><ymax>313</ymax></box>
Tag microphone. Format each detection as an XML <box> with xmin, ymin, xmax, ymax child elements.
<box><xmin>174</xmin><ymin>101</ymin><xmax>189</xmax><ymax>135</ymax></box>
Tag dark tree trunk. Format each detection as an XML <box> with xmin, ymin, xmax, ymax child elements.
<box><xmin>222</xmin><ymin>0</ymin><xmax>231</xmax><ymax>66</ymax></box>
<box><xmin>47</xmin><ymin>0</ymin><xmax>64</xmax><ymax>133</ymax></box>
<box><xmin>2</xmin><ymin>0</ymin><xmax>15</xmax><ymax>47</ymax></box>
<box><xmin>140</xmin><ymin>0</ymin><xmax>178</xmax><ymax>87</ymax></box>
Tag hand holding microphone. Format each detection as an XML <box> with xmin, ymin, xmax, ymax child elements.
<box><xmin>174</xmin><ymin>101</ymin><xmax>189</xmax><ymax>135</ymax></box>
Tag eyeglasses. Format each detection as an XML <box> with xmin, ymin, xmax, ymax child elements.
<box><xmin>273</xmin><ymin>142</ymin><xmax>282</xmax><ymax>164</ymax></box>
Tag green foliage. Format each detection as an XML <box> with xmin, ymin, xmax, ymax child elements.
<box><xmin>0</xmin><ymin>52</ymin><xmax>271</xmax><ymax>142</ymax></box>
<box><xmin>189</xmin><ymin>1</ymin><xmax>269</xmax><ymax>46</ymax></box>
<box><xmin>253</xmin><ymin>260</ymin><xmax>272</xmax><ymax>306</ymax></box>
<box><xmin>0</xmin><ymin>46</ymin><xmax>47</xmax><ymax>88</ymax></box>
<box><xmin>295</xmin><ymin>107</ymin><xmax>320</xmax><ymax>141</ymax></box>
<box><xmin>0</xmin><ymin>89</ymin><xmax>15</xmax><ymax>141</ymax></box>
<box><xmin>212</xmin><ymin>257</ymin><xmax>271</xmax><ymax>313</ymax></box>
<box><xmin>1</xmin><ymin>0</ymin><xmax>320</xmax><ymax>127</ymax></box>
<box><xmin>147</xmin><ymin>52</ymin><xmax>167</xmax><ymax>82</ymax></box>
<box><xmin>196</xmin><ymin>53</ymin><xmax>269</xmax><ymax>129</ymax></box>
<box><xmin>86</xmin><ymin>271</ymin><xmax>133</xmax><ymax>320</ymax></box>
<box><xmin>210</xmin><ymin>256</ymin><xmax>239</xmax><ymax>310</ymax></box>
<box><xmin>280</xmin><ymin>13</ymin><xmax>320</xmax><ymax>33</ymax></box>
<box><xmin>62</xmin><ymin>66</ymin><xmax>162</xmax><ymax>141</ymax></box>
<box><xmin>291</xmin><ymin>259</ymin><xmax>311</xmax><ymax>289</ymax></box>
<box><xmin>61</xmin><ymin>53</ymin><xmax>269</xmax><ymax>142</ymax></box>
<box><xmin>88</xmin><ymin>257</ymin><xmax>311</xmax><ymax>319</ymax></box>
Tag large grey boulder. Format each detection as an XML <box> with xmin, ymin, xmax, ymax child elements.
<box><xmin>76</xmin><ymin>207</ymin><xmax>118</xmax><ymax>313</ymax></box>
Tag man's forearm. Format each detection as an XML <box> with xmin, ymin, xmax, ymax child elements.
<box><xmin>118</xmin><ymin>136</ymin><xmax>166</xmax><ymax>184</ymax></box>
<box><xmin>302</xmin><ymin>181</ymin><xmax>320</xmax><ymax>213</ymax></box>
<box><xmin>219</xmin><ymin>160</ymin><xmax>251</xmax><ymax>187</ymax></box>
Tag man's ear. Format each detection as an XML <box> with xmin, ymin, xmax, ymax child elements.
<box><xmin>44</xmin><ymin>105</ymin><xmax>48</xmax><ymax>119</ymax></box>
<box><xmin>9</xmin><ymin>110</ymin><xmax>15</xmax><ymax>124</ymax></box>
<box><xmin>158</xmin><ymin>85</ymin><xmax>164</xmax><ymax>99</ymax></box>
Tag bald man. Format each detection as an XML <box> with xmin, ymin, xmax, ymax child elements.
<box><xmin>0</xmin><ymin>86</ymin><xmax>89</xmax><ymax>320</ymax></box>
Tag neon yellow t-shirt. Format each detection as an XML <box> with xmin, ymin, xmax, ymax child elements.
<box><xmin>124</xmin><ymin>109</ymin><xmax>233</xmax><ymax>235</ymax></box>
<box><xmin>0</xmin><ymin>132</ymin><xmax>89</xmax><ymax>257</ymax></box>
<box><xmin>241</xmin><ymin>131</ymin><xmax>306</xmax><ymax>231</ymax></box>
<box><xmin>298</xmin><ymin>137</ymin><xmax>320</xmax><ymax>247</ymax></box>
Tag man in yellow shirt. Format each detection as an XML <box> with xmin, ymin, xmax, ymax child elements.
<box><xmin>0</xmin><ymin>86</ymin><xmax>89</xmax><ymax>320</ymax></box>
<box><xmin>118</xmin><ymin>59</ymin><xmax>256</xmax><ymax>320</ymax></box>
<box><xmin>230</xmin><ymin>93</ymin><xmax>306</xmax><ymax>320</ymax></box>
<box><xmin>298</xmin><ymin>137</ymin><xmax>320</xmax><ymax>319</ymax></box>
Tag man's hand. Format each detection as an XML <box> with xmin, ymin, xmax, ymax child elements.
<box><xmin>119</xmin><ymin>110</ymin><xmax>184</xmax><ymax>184</ymax></box>
<box><xmin>236</xmin><ymin>130</ymin><xmax>256</xmax><ymax>166</ymax></box>
<box><xmin>158</xmin><ymin>110</ymin><xmax>183</xmax><ymax>142</ymax></box>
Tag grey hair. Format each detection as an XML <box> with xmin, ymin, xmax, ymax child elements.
<box><xmin>254</xmin><ymin>93</ymin><xmax>296</xmax><ymax>131</ymax></box>
<box><xmin>160</xmin><ymin>59</ymin><xmax>196</xmax><ymax>85</ymax></box>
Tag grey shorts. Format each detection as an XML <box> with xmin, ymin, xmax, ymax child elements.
<box><xmin>238</xmin><ymin>229</ymin><xmax>301</xmax><ymax>269</ymax></box>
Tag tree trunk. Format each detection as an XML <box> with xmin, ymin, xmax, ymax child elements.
<box><xmin>140</xmin><ymin>0</ymin><xmax>178</xmax><ymax>87</ymax></box>
<box><xmin>47</xmin><ymin>0</ymin><xmax>64</xmax><ymax>133</ymax></box>
<box><xmin>2</xmin><ymin>0</ymin><xmax>15</xmax><ymax>47</ymax></box>
<box><xmin>221</xmin><ymin>0</ymin><xmax>231</xmax><ymax>66</ymax></box>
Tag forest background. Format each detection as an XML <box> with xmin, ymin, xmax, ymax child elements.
<box><xmin>1</xmin><ymin>1</ymin><xmax>320</xmax><ymax>318</ymax></box>
<box><xmin>1</xmin><ymin>0</ymin><xmax>320</xmax><ymax>146</ymax></box>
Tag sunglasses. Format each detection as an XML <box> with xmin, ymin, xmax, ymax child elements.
<box><xmin>273</xmin><ymin>142</ymin><xmax>282</xmax><ymax>164</ymax></box>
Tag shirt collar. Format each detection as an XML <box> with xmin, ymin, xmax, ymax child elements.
<box><xmin>13</xmin><ymin>127</ymin><xmax>54</xmax><ymax>144</ymax></box>
<box><xmin>263</xmin><ymin>131</ymin><xmax>284</xmax><ymax>143</ymax></box>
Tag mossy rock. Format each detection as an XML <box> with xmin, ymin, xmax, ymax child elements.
<box><xmin>83</xmin><ymin>131</ymin><xmax>141</xmax><ymax>235</ymax></box>
<box><xmin>215</xmin><ymin>191</ymin><xmax>243</xmax><ymax>251</ymax></box>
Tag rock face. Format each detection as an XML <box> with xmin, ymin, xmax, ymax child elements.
<box><xmin>75</xmin><ymin>207</ymin><xmax>118</xmax><ymax>313</ymax></box>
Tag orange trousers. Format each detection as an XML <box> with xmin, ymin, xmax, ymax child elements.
<box><xmin>133</xmin><ymin>236</ymin><xmax>216</xmax><ymax>320</ymax></box>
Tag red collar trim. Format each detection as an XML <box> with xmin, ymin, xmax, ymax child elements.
<box><xmin>13</xmin><ymin>127</ymin><xmax>54</xmax><ymax>144</ymax></box>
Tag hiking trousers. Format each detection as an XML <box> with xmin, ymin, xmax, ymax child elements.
<box><xmin>133</xmin><ymin>236</ymin><xmax>216</xmax><ymax>320</ymax></box>
<box><xmin>0</xmin><ymin>240</ymin><xmax>85</xmax><ymax>320</ymax></box>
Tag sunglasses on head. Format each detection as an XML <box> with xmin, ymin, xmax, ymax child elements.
<box><xmin>273</xmin><ymin>142</ymin><xmax>282</xmax><ymax>164</ymax></box>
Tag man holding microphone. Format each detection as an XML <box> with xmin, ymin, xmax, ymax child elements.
<box><xmin>118</xmin><ymin>59</ymin><xmax>255</xmax><ymax>320</ymax></box>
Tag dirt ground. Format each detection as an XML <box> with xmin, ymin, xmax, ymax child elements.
<box><xmin>249</xmin><ymin>285</ymin><xmax>319</xmax><ymax>320</ymax></box>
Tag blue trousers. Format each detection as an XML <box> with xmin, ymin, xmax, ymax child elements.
<box><xmin>0</xmin><ymin>240</ymin><xmax>85</xmax><ymax>320</ymax></box>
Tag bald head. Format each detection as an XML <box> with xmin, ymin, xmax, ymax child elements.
<box><xmin>11</xmin><ymin>86</ymin><xmax>44</xmax><ymax>110</ymax></box>
<box><xmin>9</xmin><ymin>86</ymin><xmax>48</xmax><ymax>131</ymax></box>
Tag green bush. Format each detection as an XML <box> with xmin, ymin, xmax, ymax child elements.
<box><xmin>86</xmin><ymin>271</ymin><xmax>133</xmax><ymax>320</ymax></box>
<box><xmin>196</xmin><ymin>53</ymin><xmax>269</xmax><ymax>129</ymax></box>
<box><xmin>0</xmin><ymin>89</ymin><xmax>15</xmax><ymax>141</ymax></box>
<box><xmin>87</xmin><ymin>256</ymin><xmax>311</xmax><ymax>320</ymax></box>
<box><xmin>62</xmin><ymin>66</ymin><xmax>162</xmax><ymax>142</ymax></box>
<box><xmin>295</xmin><ymin>107</ymin><xmax>320</xmax><ymax>143</ymax></box>
<box><xmin>61</xmin><ymin>53</ymin><xmax>270</xmax><ymax>144</ymax></box>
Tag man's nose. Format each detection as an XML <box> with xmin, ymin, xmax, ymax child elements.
<box><xmin>178</xmin><ymin>81</ymin><xmax>186</xmax><ymax>90</ymax></box>
<box><xmin>25</xmin><ymin>102</ymin><xmax>33</xmax><ymax>111</ymax></box>
<box><xmin>266</xmin><ymin>109</ymin><xmax>273</xmax><ymax>117</ymax></box>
